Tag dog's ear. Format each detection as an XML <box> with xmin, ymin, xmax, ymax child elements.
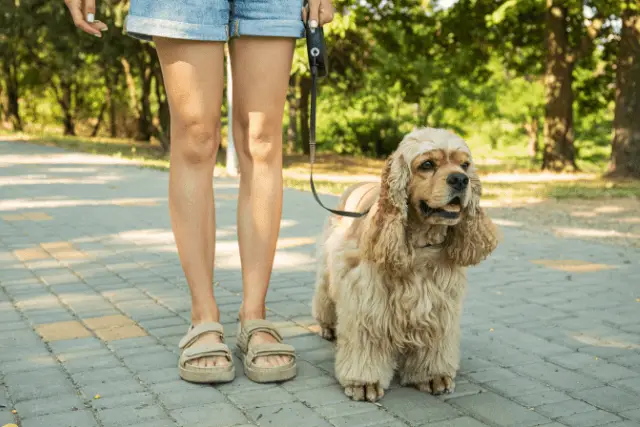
<box><xmin>362</xmin><ymin>150</ymin><xmax>414</xmax><ymax>274</ymax></box>
<box><xmin>445</xmin><ymin>176</ymin><xmax>501</xmax><ymax>266</ymax></box>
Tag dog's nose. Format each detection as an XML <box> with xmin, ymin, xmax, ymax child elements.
<box><xmin>446</xmin><ymin>173</ymin><xmax>469</xmax><ymax>191</ymax></box>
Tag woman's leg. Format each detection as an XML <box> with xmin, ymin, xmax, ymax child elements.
<box><xmin>154</xmin><ymin>37</ymin><xmax>228</xmax><ymax>368</ymax></box>
<box><xmin>231</xmin><ymin>36</ymin><xmax>296</xmax><ymax>367</ymax></box>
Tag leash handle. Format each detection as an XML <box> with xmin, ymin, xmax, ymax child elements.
<box><xmin>306</xmin><ymin>27</ymin><xmax>370</xmax><ymax>219</ymax></box>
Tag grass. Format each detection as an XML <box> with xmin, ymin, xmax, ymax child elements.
<box><xmin>4</xmin><ymin>132</ymin><xmax>640</xmax><ymax>202</ymax></box>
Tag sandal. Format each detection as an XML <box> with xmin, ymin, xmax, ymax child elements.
<box><xmin>178</xmin><ymin>322</ymin><xmax>235</xmax><ymax>383</ymax></box>
<box><xmin>236</xmin><ymin>319</ymin><xmax>297</xmax><ymax>383</ymax></box>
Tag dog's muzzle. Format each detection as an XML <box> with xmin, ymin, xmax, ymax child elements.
<box><xmin>420</xmin><ymin>194</ymin><xmax>465</xmax><ymax>219</ymax></box>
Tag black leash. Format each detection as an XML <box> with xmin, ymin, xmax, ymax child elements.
<box><xmin>306</xmin><ymin>24</ymin><xmax>371</xmax><ymax>218</ymax></box>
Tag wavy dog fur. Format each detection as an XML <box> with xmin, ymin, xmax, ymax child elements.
<box><xmin>312</xmin><ymin>127</ymin><xmax>500</xmax><ymax>402</ymax></box>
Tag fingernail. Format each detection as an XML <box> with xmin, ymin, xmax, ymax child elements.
<box><xmin>100</xmin><ymin>27</ymin><xmax>108</xmax><ymax>31</ymax></box>
<box><xmin>93</xmin><ymin>33</ymin><xmax>101</xmax><ymax>38</ymax></box>
<box><xmin>309</xmin><ymin>19</ymin><xmax>318</xmax><ymax>28</ymax></box>
<box><xmin>87</xmin><ymin>13</ymin><xmax>95</xmax><ymax>23</ymax></box>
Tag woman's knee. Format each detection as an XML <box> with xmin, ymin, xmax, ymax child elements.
<box><xmin>236</xmin><ymin>116</ymin><xmax>282</xmax><ymax>165</ymax></box>
<box><xmin>173</xmin><ymin>116</ymin><xmax>221</xmax><ymax>165</ymax></box>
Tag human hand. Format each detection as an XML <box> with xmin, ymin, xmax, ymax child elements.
<box><xmin>302</xmin><ymin>0</ymin><xmax>334</xmax><ymax>30</ymax></box>
<box><xmin>64</xmin><ymin>0</ymin><xmax>108</xmax><ymax>37</ymax></box>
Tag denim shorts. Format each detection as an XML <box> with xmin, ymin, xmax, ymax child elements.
<box><xmin>125</xmin><ymin>0</ymin><xmax>306</xmax><ymax>42</ymax></box>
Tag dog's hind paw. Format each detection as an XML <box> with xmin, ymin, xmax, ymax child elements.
<box><xmin>344</xmin><ymin>381</ymin><xmax>384</xmax><ymax>402</ymax></box>
<box><xmin>320</xmin><ymin>327</ymin><xmax>335</xmax><ymax>341</ymax></box>
<box><xmin>415</xmin><ymin>375</ymin><xmax>455</xmax><ymax>395</ymax></box>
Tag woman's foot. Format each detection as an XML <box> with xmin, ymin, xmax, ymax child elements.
<box><xmin>239</xmin><ymin>311</ymin><xmax>292</xmax><ymax>369</ymax></box>
<box><xmin>184</xmin><ymin>330</ymin><xmax>232</xmax><ymax>368</ymax></box>
<box><xmin>178</xmin><ymin>321</ymin><xmax>235</xmax><ymax>383</ymax></box>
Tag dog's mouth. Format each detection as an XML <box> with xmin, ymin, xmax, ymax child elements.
<box><xmin>419</xmin><ymin>197</ymin><xmax>462</xmax><ymax>219</ymax></box>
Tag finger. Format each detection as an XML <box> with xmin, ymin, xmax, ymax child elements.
<box><xmin>65</xmin><ymin>0</ymin><xmax>101</xmax><ymax>36</ymax></box>
<box><xmin>301</xmin><ymin>6</ymin><xmax>308</xmax><ymax>23</ymax></box>
<box><xmin>307</xmin><ymin>0</ymin><xmax>319</xmax><ymax>29</ymax></box>
<box><xmin>319</xmin><ymin>4</ymin><xmax>334</xmax><ymax>26</ymax></box>
<box><xmin>84</xmin><ymin>0</ymin><xmax>96</xmax><ymax>24</ymax></box>
<box><xmin>92</xmin><ymin>19</ymin><xmax>109</xmax><ymax>32</ymax></box>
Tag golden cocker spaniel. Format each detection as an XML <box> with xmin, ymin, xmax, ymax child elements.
<box><xmin>312</xmin><ymin>127</ymin><xmax>500</xmax><ymax>402</ymax></box>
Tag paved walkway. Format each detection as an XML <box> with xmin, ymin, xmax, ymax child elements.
<box><xmin>1</xmin><ymin>139</ymin><xmax>640</xmax><ymax>427</ymax></box>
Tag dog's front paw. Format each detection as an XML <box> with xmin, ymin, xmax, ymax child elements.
<box><xmin>414</xmin><ymin>375</ymin><xmax>455</xmax><ymax>395</ymax></box>
<box><xmin>320</xmin><ymin>326</ymin><xmax>335</xmax><ymax>341</ymax></box>
<box><xmin>343</xmin><ymin>381</ymin><xmax>385</xmax><ymax>402</ymax></box>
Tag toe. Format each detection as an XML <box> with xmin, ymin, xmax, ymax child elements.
<box><xmin>365</xmin><ymin>384</ymin><xmax>379</xmax><ymax>402</ymax></box>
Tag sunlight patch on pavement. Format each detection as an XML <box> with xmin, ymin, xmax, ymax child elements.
<box><xmin>531</xmin><ymin>259</ymin><xmax>617</xmax><ymax>273</ymax></box>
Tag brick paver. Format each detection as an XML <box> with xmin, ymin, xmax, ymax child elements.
<box><xmin>1</xmin><ymin>140</ymin><xmax>640</xmax><ymax>427</ymax></box>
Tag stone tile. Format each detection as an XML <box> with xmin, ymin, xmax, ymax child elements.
<box><xmin>314</xmin><ymin>401</ymin><xmax>380</xmax><ymax>419</ymax></box>
<box><xmin>512</xmin><ymin>362</ymin><xmax>603</xmax><ymax>391</ymax></box>
<box><xmin>90</xmin><ymin>392</ymin><xmax>155</xmax><ymax>410</ymax></box>
<box><xmin>294</xmin><ymin>385</ymin><xmax>350</xmax><ymax>408</ymax></box>
<box><xmin>4</xmin><ymin>369</ymin><xmax>75</xmax><ymax>402</ymax></box>
<box><xmin>171</xmin><ymin>403</ymin><xmax>248</xmax><ymax>427</ymax></box>
<box><xmin>571</xmin><ymin>386</ymin><xmax>640</xmax><ymax>413</ymax></box>
<box><xmin>14</xmin><ymin>393</ymin><xmax>84</xmax><ymax>419</ymax></box>
<box><xmin>450</xmin><ymin>391</ymin><xmax>549</xmax><ymax>427</ymax></box>
<box><xmin>427</xmin><ymin>418</ymin><xmax>490</xmax><ymax>427</ymax></box>
<box><xmin>535</xmin><ymin>399</ymin><xmax>596</xmax><ymax>418</ymax></box>
<box><xmin>34</xmin><ymin>320</ymin><xmax>92</xmax><ymax>342</ymax></box>
<box><xmin>382</xmin><ymin>388</ymin><xmax>461</xmax><ymax>424</ymax></box>
<box><xmin>96</xmin><ymin>404</ymin><xmax>167</xmax><ymax>427</ymax></box>
<box><xmin>71</xmin><ymin>366</ymin><xmax>133</xmax><ymax>387</ymax></box>
<box><xmin>512</xmin><ymin>390</ymin><xmax>573</xmax><ymax>407</ymax></box>
<box><xmin>227</xmin><ymin>386</ymin><xmax>296</xmax><ymax>409</ymax></box>
<box><xmin>79</xmin><ymin>378</ymin><xmax>146</xmax><ymax>399</ymax></box>
<box><xmin>20</xmin><ymin>409</ymin><xmax>98</xmax><ymax>427</ymax></box>
<box><xmin>557</xmin><ymin>410</ymin><xmax>622</xmax><ymax>427</ymax></box>
<box><xmin>328</xmin><ymin>408</ymin><xmax>401</xmax><ymax>427</ymax></box>
<box><xmin>247</xmin><ymin>402</ymin><xmax>332</xmax><ymax>427</ymax></box>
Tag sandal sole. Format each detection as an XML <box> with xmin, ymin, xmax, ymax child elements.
<box><xmin>179</xmin><ymin>365</ymin><xmax>236</xmax><ymax>384</ymax></box>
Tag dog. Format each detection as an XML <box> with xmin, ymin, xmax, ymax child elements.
<box><xmin>311</xmin><ymin>127</ymin><xmax>500</xmax><ymax>402</ymax></box>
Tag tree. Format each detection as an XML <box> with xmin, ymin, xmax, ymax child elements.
<box><xmin>608</xmin><ymin>0</ymin><xmax>640</xmax><ymax>178</ymax></box>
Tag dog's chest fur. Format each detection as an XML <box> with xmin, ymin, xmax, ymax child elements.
<box><xmin>382</xmin><ymin>262</ymin><xmax>466</xmax><ymax>350</ymax></box>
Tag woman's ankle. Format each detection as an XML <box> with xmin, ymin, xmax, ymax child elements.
<box><xmin>239</xmin><ymin>306</ymin><xmax>266</xmax><ymax>323</ymax></box>
<box><xmin>191</xmin><ymin>303</ymin><xmax>221</xmax><ymax>325</ymax></box>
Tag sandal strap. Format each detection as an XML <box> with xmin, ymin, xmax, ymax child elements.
<box><xmin>179</xmin><ymin>343</ymin><xmax>232</xmax><ymax>366</ymax></box>
<box><xmin>178</xmin><ymin>322</ymin><xmax>224</xmax><ymax>349</ymax></box>
<box><xmin>238</xmin><ymin>319</ymin><xmax>283</xmax><ymax>345</ymax></box>
<box><xmin>246</xmin><ymin>342</ymin><xmax>296</xmax><ymax>364</ymax></box>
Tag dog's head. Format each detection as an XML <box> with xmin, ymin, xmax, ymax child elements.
<box><xmin>362</xmin><ymin>127</ymin><xmax>499</xmax><ymax>273</ymax></box>
<box><xmin>401</xmin><ymin>128</ymin><xmax>479</xmax><ymax>227</ymax></box>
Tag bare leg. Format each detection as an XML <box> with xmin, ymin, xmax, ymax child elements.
<box><xmin>230</xmin><ymin>36</ymin><xmax>295</xmax><ymax>368</ymax></box>
<box><xmin>154</xmin><ymin>37</ymin><xmax>228</xmax><ymax>368</ymax></box>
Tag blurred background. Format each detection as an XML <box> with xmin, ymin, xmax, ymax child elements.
<box><xmin>0</xmin><ymin>0</ymin><xmax>638</xmax><ymax>184</ymax></box>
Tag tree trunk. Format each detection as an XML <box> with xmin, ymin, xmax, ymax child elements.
<box><xmin>153</xmin><ymin>65</ymin><xmax>171</xmax><ymax>154</ymax></box>
<box><xmin>137</xmin><ymin>58</ymin><xmax>153</xmax><ymax>141</ymax></box>
<box><xmin>286</xmin><ymin>74</ymin><xmax>299</xmax><ymax>154</ymax></box>
<box><xmin>60</xmin><ymin>80</ymin><xmax>76</xmax><ymax>136</ymax></box>
<box><xmin>525</xmin><ymin>116</ymin><xmax>539</xmax><ymax>164</ymax></box>
<box><xmin>299</xmin><ymin>75</ymin><xmax>311</xmax><ymax>156</ymax></box>
<box><xmin>542</xmin><ymin>0</ymin><xmax>578</xmax><ymax>171</ymax></box>
<box><xmin>608</xmin><ymin>2</ymin><xmax>640</xmax><ymax>178</ymax></box>
<box><xmin>91</xmin><ymin>101</ymin><xmax>107</xmax><ymax>137</ymax></box>
<box><xmin>105</xmin><ymin>68</ymin><xmax>118</xmax><ymax>138</ymax></box>
<box><xmin>4</xmin><ymin>60</ymin><xmax>22</xmax><ymax>131</ymax></box>
<box><xmin>121</xmin><ymin>57</ymin><xmax>141</xmax><ymax>138</ymax></box>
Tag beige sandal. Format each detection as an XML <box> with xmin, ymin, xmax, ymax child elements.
<box><xmin>237</xmin><ymin>319</ymin><xmax>297</xmax><ymax>383</ymax></box>
<box><xmin>178</xmin><ymin>322</ymin><xmax>235</xmax><ymax>383</ymax></box>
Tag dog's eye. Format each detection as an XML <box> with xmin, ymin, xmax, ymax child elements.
<box><xmin>419</xmin><ymin>160</ymin><xmax>435</xmax><ymax>171</ymax></box>
<box><xmin>460</xmin><ymin>162</ymin><xmax>471</xmax><ymax>171</ymax></box>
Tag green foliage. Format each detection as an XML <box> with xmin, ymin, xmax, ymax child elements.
<box><xmin>0</xmin><ymin>0</ymin><xmax>630</xmax><ymax>172</ymax></box>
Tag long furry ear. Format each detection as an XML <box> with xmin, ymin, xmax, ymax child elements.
<box><xmin>362</xmin><ymin>151</ymin><xmax>414</xmax><ymax>275</ymax></box>
<box><xmin>445</xmin><ymin>177</ymin><xmax>501</xmax><ymax>266</ymax></box>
